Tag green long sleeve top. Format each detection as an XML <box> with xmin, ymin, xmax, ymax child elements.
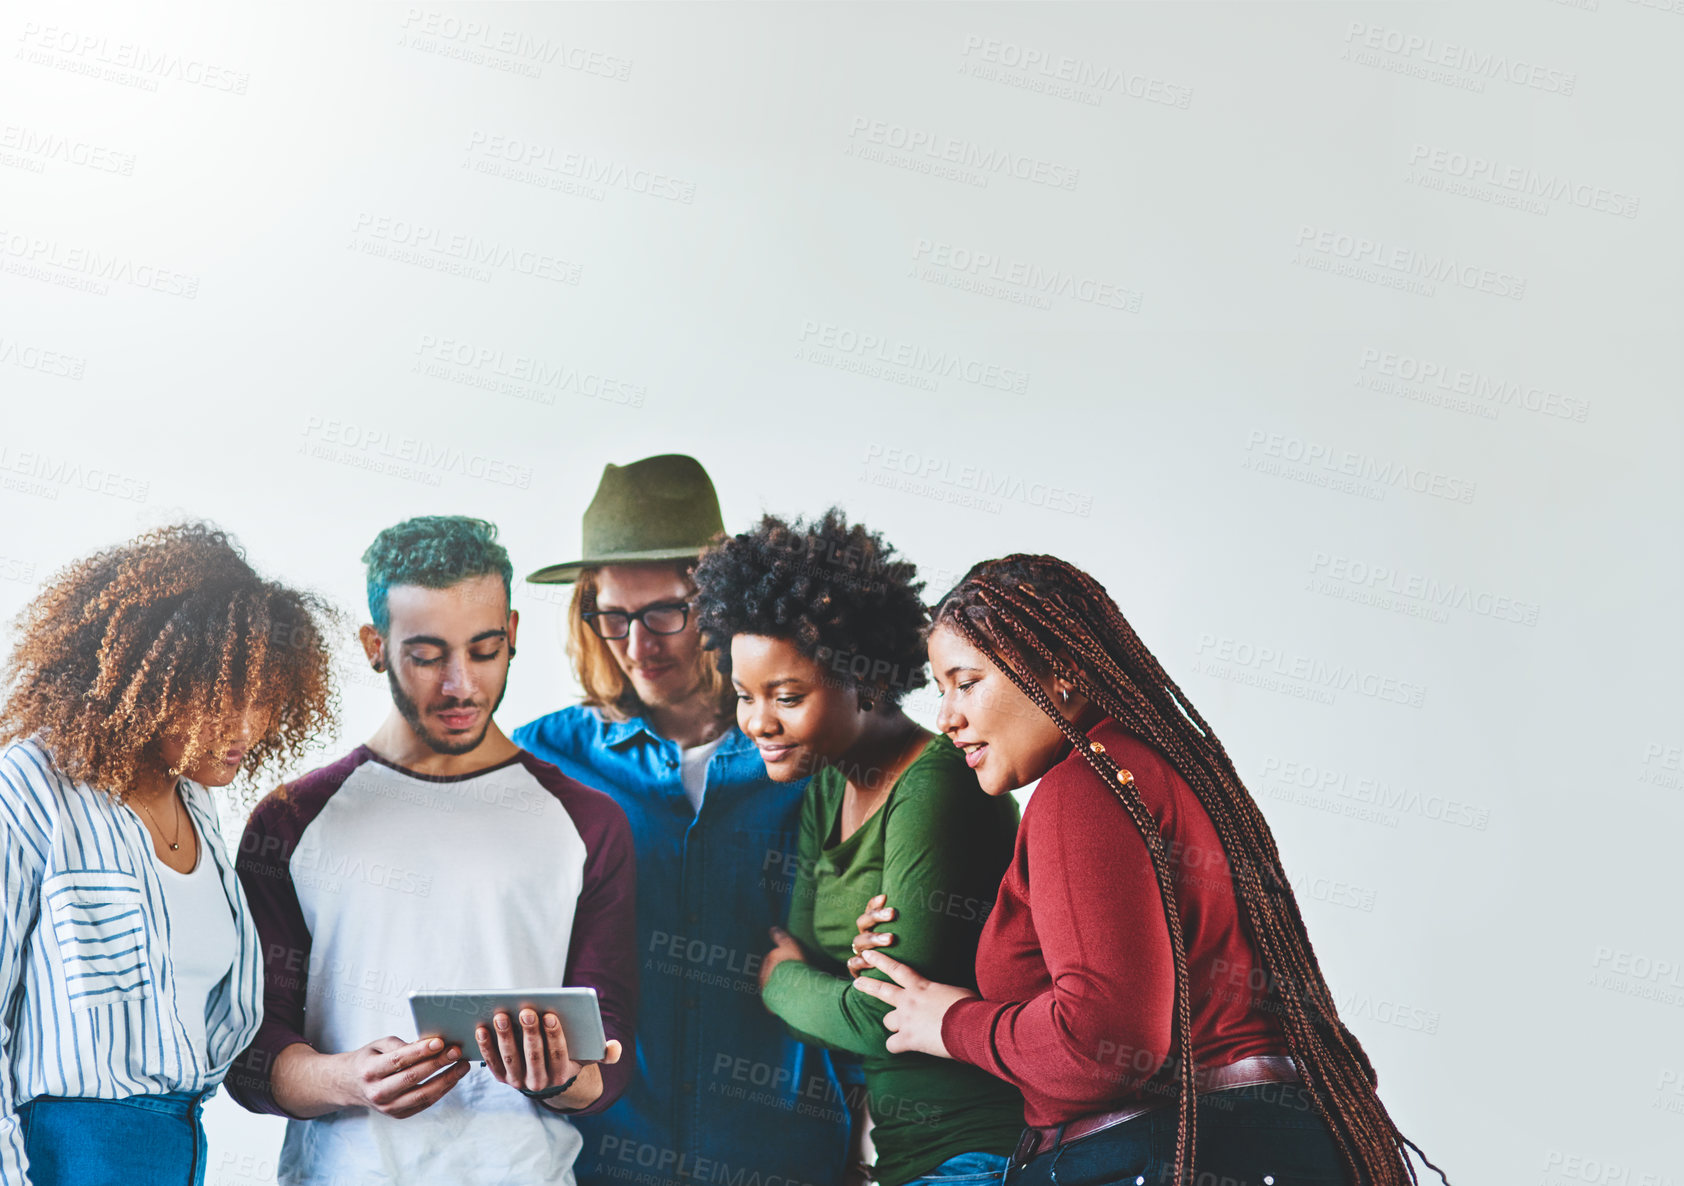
<box><xmin>760</xmin><ymin>736</ymin><xmax>1024</xmax><ymax>1186</ymax></box>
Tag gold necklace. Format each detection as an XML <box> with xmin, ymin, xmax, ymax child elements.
<box><xmin>139</xmin><ymin>787</ymin><xmax>185</xmax><ymax>852</ymax></box>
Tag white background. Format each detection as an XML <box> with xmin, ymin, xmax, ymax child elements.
<box><xmin>2</xmin><ymin>3</ymin><xmax>1680</xmax><ymax>1184</ymax></box>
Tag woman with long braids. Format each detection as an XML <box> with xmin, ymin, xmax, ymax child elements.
<box><xmin>0</xmin><ymin>523</ymin><xmax>339</xmax><ymax>1186</ymax></box>
<box><xmin>849</xmin><ymin>556</ymin><xmax>1445</xmax><ymax>1186</ymax></box>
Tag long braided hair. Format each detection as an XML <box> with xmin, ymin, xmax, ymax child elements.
<box><xmin>933</xmin><ymin>555</ymin><xmax>1445</xmax><ymax>1186</ymax></box>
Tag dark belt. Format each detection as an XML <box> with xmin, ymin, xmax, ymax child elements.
<box><xmin>1011</xmin><ymin>1055</ymin><xmax>1301</xmax><ymax>1170</ymax></box>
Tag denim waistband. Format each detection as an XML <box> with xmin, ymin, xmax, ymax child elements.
<box><xmin>22</xmin><ymin>1088</ymin><xmax>214</xmax><ymax>1119</ymax></box>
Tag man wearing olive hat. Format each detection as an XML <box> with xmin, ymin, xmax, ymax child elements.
<box><xmin>514</xmin><ymin>455</ymin><xmax>855</xmax><ymax>1186</ymax></box>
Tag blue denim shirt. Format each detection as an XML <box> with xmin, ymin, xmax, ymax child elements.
<box><xmin>514</xmin><ymin>707</ymin><xmax>853</xmax><ymax>1186</ymax></box>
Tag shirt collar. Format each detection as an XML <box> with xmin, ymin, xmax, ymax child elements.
<box><xmin>599</xmin><ymin>710</ymin><xmax>755</xmax><ymax>755</ymax></box>
<box><xmin>601</xmin><ymin>712</ymin><xmax>657</xmax><ymax>747</ymax></box>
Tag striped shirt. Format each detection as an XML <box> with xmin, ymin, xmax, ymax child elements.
<box><xmin>0</xmin><ymin>739</ymin><xmax>264</xmax><ymax>1186</ymax></box>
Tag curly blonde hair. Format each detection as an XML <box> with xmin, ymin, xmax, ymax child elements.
<box><xmin>0</xmin><ymin>522</ymin><xmax>341</xmax><ymax>802</ymax></box>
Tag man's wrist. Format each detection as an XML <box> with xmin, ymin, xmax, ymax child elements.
<box><xmin>320</xmin><ymin>1047</ymin><xmax>362</xmax><ymax>1111</ymax></box>
<box><xmin>274</xmin><ymin>1043</ymin><xmax>353</xmax><ymax>1117</ymax></box>
<box><xmin>536</xmin><ymin>1065</ymin><xmax>601</xmax><ymax>1111</ymax></box>
<box><xmin>519</xmin><ymin>1071</ymin><xmax>580</xmax><ymax>1100</ymax></box>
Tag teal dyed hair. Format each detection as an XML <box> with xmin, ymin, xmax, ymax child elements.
<box><xmin>361</xmin><ymin>516</ymin><xmax>514</xmax><ymax>635</ymax></box>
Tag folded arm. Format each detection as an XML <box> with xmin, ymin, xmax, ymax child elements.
<box><xmin>941</xmin><ymin>763</ymin><xmax>1176</xmax><ymax>1110</ymax></box>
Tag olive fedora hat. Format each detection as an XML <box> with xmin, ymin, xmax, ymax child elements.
<box><xmin>526</xmin><ymin>453</ymin><xmax>725</xmax><ymax>585</ymax></box>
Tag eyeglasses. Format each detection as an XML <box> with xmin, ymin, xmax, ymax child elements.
<box><xmin>583</xmin><ymin>602</ymin><xmax>692</xmax><ymax>640</ymax></box>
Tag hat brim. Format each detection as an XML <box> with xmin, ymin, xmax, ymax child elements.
<box><xmin>525</xmin><ymin>546</ymin><xmax>707</xmax><ymax>585</ymax></box>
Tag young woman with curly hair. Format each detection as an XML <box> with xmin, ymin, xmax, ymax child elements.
<box><xmin>0</xmin><ymin>522</ymin><xmax>339</xmax><ymax>1186</ymax></box>
<box><xmin>692</xmin><ymin>510</ymin><xmax>1024</xmax><ymax>1186</ymax></box>
<box><xmin>849</xmin><ymin>556</ymin><xmax>1447</xmax><ymax>1186</ymax></box>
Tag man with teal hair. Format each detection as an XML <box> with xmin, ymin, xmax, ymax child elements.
<box><xmin>230</xmin><ymin>515</ymin><xmax>640</xmax><ymax>1186</ymax></box>
<box><xmin>359</xmin><ymin>515</ymin><xmax>517</xmax><ymax>754</ymax></box>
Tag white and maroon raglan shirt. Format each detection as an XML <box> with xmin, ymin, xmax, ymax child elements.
<box><xmin>225</xmin><ymin>746</ymin><xmax>637</xmax><ymax>1186</ymax></box>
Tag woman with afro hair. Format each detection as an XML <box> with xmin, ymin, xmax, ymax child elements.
<box><xmin>0</xmin><ymin>523</ymin><xmax>339</xmax><ymax>1186</ymax></box>
<box><xmin>693</xmin><ymin>509</ymin><xmax>1023</xmax><ymax>1186</ymax></box>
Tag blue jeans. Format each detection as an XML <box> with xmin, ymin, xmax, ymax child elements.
<box><xmin>904</xmin><ymin>1150</ymin><xmax>1012</xmax><ymax>1185</ymax></box>
<box><xmin>1006</xmin><ymin>1083</ymin><xmax>1350</xmax><ymax>1186</ymax></box>
<box><xmin>16</xmin><ymin>1089</ymin><xmax>211</xmax><ymax>1186</ymax></box>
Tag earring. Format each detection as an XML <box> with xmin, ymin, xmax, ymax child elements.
<box><xmin>371</xmin><ymin>660</ymin><xmax>386</xmax><ymax>673</ymax></box>
<box><xmin>507</xmin><ymin>645</ymin><xmax>517</xmax><ymax>659</ymax></box>
<box><xmin>1059</xmin><ymin>689</ymin><xmax>1070</xmax><ymax>705</ymax></box>
<box><xmin>859</xmin><ymin>695</ymin><xmax>875</xmax><ymax>713</ymax></box>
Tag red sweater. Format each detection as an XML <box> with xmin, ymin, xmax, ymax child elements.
<box><xmin>942</xmin><ymin>718</ymin><xmax>1287</xmax><ymax>1127</ymax></box>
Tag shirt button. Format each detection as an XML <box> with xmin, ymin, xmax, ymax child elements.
<box><xmin>682</xmin><ymin>1081</ymin><xmax>695</xmax><ymax>1094</ymax></box>
<box><xmin>687</xmin><ymin>912</ymin><xmax>700</xmax><ymax>925</ymax></box>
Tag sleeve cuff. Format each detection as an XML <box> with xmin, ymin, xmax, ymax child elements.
<box><xmin>941</xmin><ymin>996</ymin><xmax>1002</xmax><ymax>1069</ymax></box>
<box><xmin>224</xmin><ymin>1033</ymin><xmax>311</xmax><ymax>1117</ymax></box>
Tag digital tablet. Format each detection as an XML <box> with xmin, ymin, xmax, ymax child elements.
<box><xmin>408</xmin><ymin>987</ymin><xmax>606</xmax><ymax>1062</ymax></box>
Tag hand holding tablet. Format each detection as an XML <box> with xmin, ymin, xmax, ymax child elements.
<box><xmin>408</xmin><ymin>988</ymin><xmax>622</xmax><ymax>1108</ymax></box>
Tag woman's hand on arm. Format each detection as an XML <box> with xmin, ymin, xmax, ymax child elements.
<box><xmin>845</xmin><ymin>894</ymin><xmax>897</xmax><ymax>977</ymax></box>
<box><xmin>847</xmin><ymin>948</ymin><xmax>976</xmax><ymax>1059</ymax></box>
